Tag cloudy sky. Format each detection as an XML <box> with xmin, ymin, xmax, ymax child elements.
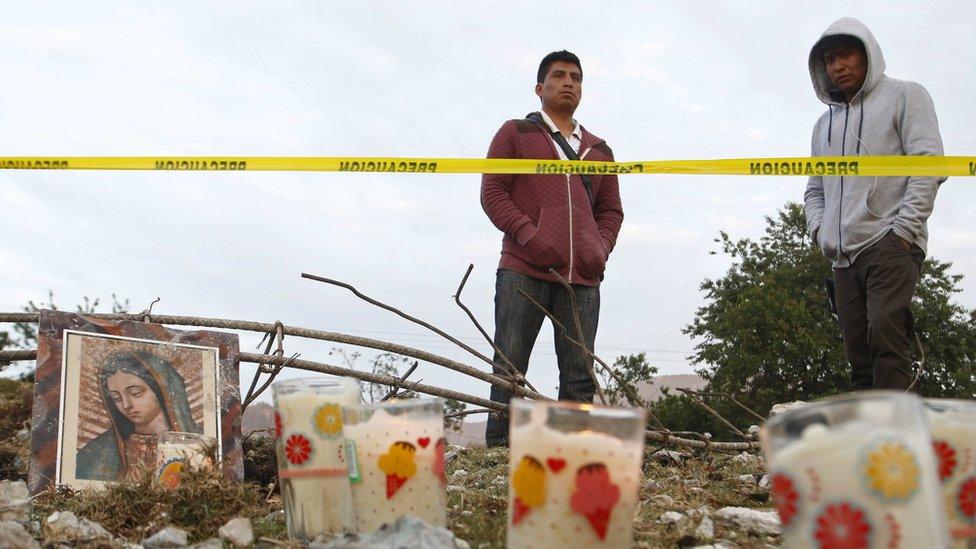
<box><xmin>2</xmin><ymin>1</ymin><xmax>974</xmax><ymax>409</ymax></box>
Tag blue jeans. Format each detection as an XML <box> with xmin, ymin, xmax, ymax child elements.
<box><xmin>485</xmin><ymin>269</ymin><xmax>600</xmax><ymax>446</ymax></box>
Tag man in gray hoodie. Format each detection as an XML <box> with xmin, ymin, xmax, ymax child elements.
<box><xmin>804</xmin><ymin>18</ymin><xmax>946</xmax><ymax>391</ymax></box>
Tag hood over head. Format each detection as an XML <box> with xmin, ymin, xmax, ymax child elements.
<box><xmin>809</xmin><ymin>17</ymin><xmax>886</xmax><ymax>105</ymax></box>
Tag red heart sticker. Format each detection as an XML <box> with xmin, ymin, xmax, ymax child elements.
<box><xmin>417</xmin><ymin>437</ymin><xmax>431</xmax><ymax>448</ymax></box>
<box><xmin>546</xmin><ymin>458</ymin><xmax>566</xmax><ymax>473</ymax></box>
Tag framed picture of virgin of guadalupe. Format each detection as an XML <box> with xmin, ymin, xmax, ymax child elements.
<box><xmin>28</xmin><ymin>310</ymin><xmax>244</xmax><ymax>494</ymax></box>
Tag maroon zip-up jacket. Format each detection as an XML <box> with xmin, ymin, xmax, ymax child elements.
<box><xmin>481</xmin><ymin>114</ymin><xmax>624</xmax><ymax>286</ymax></box>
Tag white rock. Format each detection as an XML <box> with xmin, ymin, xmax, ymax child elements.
<box><xmin>0</xmin><ymin>481</ymin><xmax>29</xmax><ymax>522</ymax></box>
<box><xmin>658</xmin><ymin>511</ymin><xmax>685</xmax><ymax>525</ymax></box>
<box><xmin>695</xmin><ymin>516</ymin><xmax>715</xmax><ymax>539</ymax></box>
<box><xmin>450</xmin><ymin>469</ymin><xmax>468</xmax><ymax>478</ymax></box>
<box><xmin>714</xmin><ymin>507</ymin><xmax>781</xmax><ymax>535</ymax></box>
<box><xmin>641</xmin><ymin>479</ymin><xmax>662</xmax><ymax>491</ymax></box>
<box><xmin>746</xmin><ymin>425</ymin><xmax>761</xmax><ymax>437</ymax></box>
<box><xmin>446</xmin><ymin>484</ymin><xmax>464</xmax><ymax>493</ymax></box>
<box><xmin>737</xmin><ymin>474</ymin><xmax>757</xmax><ymax>485</ymax></box>
<box><xmin>651</xmin><ymin>450</ymin><xmax>685</xmax><ymax>465</ymax></box>
<box><xmin>0</xmin><ymin>520</ymin><xmax>39</xmax><ymax>549</ymax></box>
<box><xmin>650</xmin><ymin>494</ymin><xmax>675</xmax><ymax>506</ymax></box>
<box><xmin>15</xmin><ymin>429</ymin><xmax>30</xmax><ymax>442</ymax></box>
<box><xmin>758</xmin><ymin>475</ymin><xmax>770</xmax><ymax>489</ymax></box>
<box><xmin>315</xmin><ymin>516</ymin><xmax>467</xmax><ymax>548</ymax></box>
<box><xmin>768</xmin><ymin>401</ymin><xmax>808</xmax><ymax>417</ymax></box>
<box><xmin>730</xmin><ymin>452</ymin><xmax>762</xmax><ymax>468</ymax></box>
<box><xmin>42</xmin><ymin>511</ymin><xmax>112</xmax><ymax>545</ymax></box>
<box><xmin>218</xmin><ymin>517</ymin><xmax>253</xmax><ymax>547</ymax></box>
<box><xmin>143</xmin><ymin>526</ymin><xmax>189</xmax><ymax>548</ymax></box>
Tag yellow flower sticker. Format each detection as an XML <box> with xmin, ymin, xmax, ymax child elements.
<box><xmin>864</xmin><ymin>440</ymin><xmax>919</xmax><ymax>501</ymax></box>
<box><xmin>314</xmin><ymin>403</ymin><xmax>343</xmax><ymax>437</ymax></box>
<box><xmin>512</xmin><ymin>456</ymin><xmax>546</xmax><ymax>508</ymax></box>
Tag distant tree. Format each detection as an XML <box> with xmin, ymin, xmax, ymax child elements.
<box><xmin>600</xmin><ymin>352</ymin><xmax>658</xmax><ymax>406</ymax></box>
<box><xmin>443</xmin><ymin>398</ymin><xmax>466</xmax><ymax>432</ymax></box>
<box><xmin>1</xmin><ymin>292</ymin><xmax>129</xmax><ymax>378</ymax></box>
<box><xmin>684</xmin><ymin>202</ymin><xmax>976</xmax><ymax>429</ymax></box>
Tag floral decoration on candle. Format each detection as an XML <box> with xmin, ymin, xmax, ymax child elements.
<box><xmin>959</xmin><ymin>477</ymin><xmax>976</xmax><ymax>519</ymax></box>
<box><xmin>864</xmin><ymin>440</ymin><xmax>920</xmax><ymax>501</ymax></box>
<box><xmin>569</xmin><ymin>463</ymin><xmax>620</xmax><ymax>540</ymax></box>
<box><xmin>314</xmin><ymin>404</ymin><xmax>343</xmax><ymax>438</ymax></box>
<box><xmin>158</xmin><ymin>459</ymin><xmax>185</xmax><ymax>489</ymax></box>
<box><xmin>274</xmin><ymin>412</ymin><xmax>282</xmax><ymax>440</ymax></box>
<box><xmin>933</xmin><ymin>440</ymin><xmax>958</xmax><ymax>482</ymax></box>
<box><xmin>285</xmin><ymin>433</ymin><xmax>313</xmax><ymax>466</ymax></box>
<box><xmin>770</xmin><ymin>472</ymin><xmax>800</xmax><ymax>527</ymax></box>
<box><xmin>434</xmin><ymin>438</ymin><xmax>447</xmax><ymax>485</ymax></box>
<box><xmin>813</xmin><ymin>502</ymin><xmax>871</xmax><ymax>549</ymax></box>
<box><xmin>511</xmin><ymin>456</ymin><xmax>546</xmax><ymax>526</ymax></box>
<box><xmin>377</xmin><ymin>441</ymin><xmax>417</xmax><ymax>498</ymax></box>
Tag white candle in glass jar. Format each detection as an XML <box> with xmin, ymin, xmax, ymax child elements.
<box><xmin>342</xmin><ymin>400</ymin><xmax>447</xmax><ymax>534</ymax></box>
<box><xmin>507</xmin><ymin>404</ymin><xmax>644</xmax><ymax>549</ymax></box>
<box><xmin>768</xmin><ymin>422</ymin><xmax>946</xmax><ymax>548</ymax></box>
<box><xmin>925</xmin><ymin>399</ymin><xmax>976</xmax><ymax>547</ymax></box>
<box><xmin>273</xmin><ymin>377</ymin><xmax>362</xmax><ymax>539</ymax></box>
<box><xmin>156</xmin><ymin>432</ymin><xmax>213</xmax><ymax>488</ymax></box>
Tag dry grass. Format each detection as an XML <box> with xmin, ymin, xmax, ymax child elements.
<box><xmin>32</xmin><ymin>467</ymin><xmax>272</xmax><ymax>544</ymax></box>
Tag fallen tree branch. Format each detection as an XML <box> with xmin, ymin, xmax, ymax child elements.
<box><xmin>0</xmin><ymin>312</ymin><xmax>550</xmax><ymax>402</ymax></box>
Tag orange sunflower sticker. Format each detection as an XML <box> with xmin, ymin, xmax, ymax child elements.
<box><xmin>314</xmin><ymin>403</ymin><xmax>343</xmax><ymax>438</ymax></box>
<box><xmin>864</xmin><ymin>440</ymin><xmax>919</xmax><ymax>501</ymax></box>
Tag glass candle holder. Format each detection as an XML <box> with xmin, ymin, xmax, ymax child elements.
<box><xmin>156</xmin><ymin>431</ymin><xmax>214</xmax><ymax>488</ymax></box>
<box><xmin>762</xmin><ymin>391</ymin><xmax>948</xmax><ymax>548</ymax></box>
<box><xmin>924</xmin><ymin>398</ymin><xmax>976</xmax><ymax>547</ymax></box>
<box><xmin>506</xmin><ymin>398</ymin><xmax>646</xmax><ymax>549</ymax></box>
<box><xmin>272</xmin><ymin>376</ymin><xmax>362</xmax><ymax>541</ymax></box>
<box><xmin>342</xmin><ymin>398</ymin><xmax>446</xmax><ymax>533</ymax></box>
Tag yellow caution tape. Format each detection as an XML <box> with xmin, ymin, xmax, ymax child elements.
<box><xmin>0</xmin><ymin>156</ymin><xmax>973</xmax><ymax>176</ymax></box>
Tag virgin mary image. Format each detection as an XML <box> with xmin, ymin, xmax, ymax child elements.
<box><xmin>75</xmin><ymin>350</ymin><xmax>201</xmax><ymax>481</ymax></box>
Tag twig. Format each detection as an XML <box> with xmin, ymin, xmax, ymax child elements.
<box><xmin>381</xmin><ymin>361</ymin><xmax>419</xmax><ymax>401</ymax></box>
<box><xmin>301</xmin><ymin>272</ymin><xmax>524</xmax><ymax>384</ymax></box>
<box><xmin>453</xmin><ymin>264</ymin><xmax>538</xmax><ymax>394</ymax></box>
<box><xmin>242</xmin><ymin>353</ymin><xmax>298</xmax><ymax>412</ymax></box>
<box><xmin>676</xmin><ymin>387</ymin><xmax>750</xmax><ymax>441</ymax></box>
<box><xmin>689</xmin><ymin>390</ymin><xmax>765</xmax><ymax>423</ymax></box>
<box><xmin>444</xmin><ymin>408</ymin><xmax>494</xmax><ymax>420</ymax></box>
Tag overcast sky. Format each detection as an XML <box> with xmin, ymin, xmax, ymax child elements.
<box><xmin>2</xmin><ymin>1</ymin><xmax>974</xmax><ymax>408</ymax></box>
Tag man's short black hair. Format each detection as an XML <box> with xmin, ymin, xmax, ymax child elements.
<box><xmin>537</xmin><ymin>50</ymin><xmax>582</xmax><ymax>84</ymax></box>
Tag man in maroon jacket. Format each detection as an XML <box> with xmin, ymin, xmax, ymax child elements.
<box><xmin>481</xmin><ymin>50</ymin><xmax>624</xmax><ymax>446</ymax></box>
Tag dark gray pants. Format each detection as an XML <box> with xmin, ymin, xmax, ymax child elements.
<box><xmin>485</xmin><ymin>269</ymin><xmax>600</xmax><ymax>446</ymax></box>
<box><xmin>834</xmin><ymin>231</ymin><xmax>924</xmax><ymax>391</ymax></box>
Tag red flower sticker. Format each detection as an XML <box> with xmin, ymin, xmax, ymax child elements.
<box><xmin>285</xmin><ymin>433</ymin><xmax>312</xmax><ymax>465</ymax></box>
<box><xmin>771</xmin><ymin>473</ymin><xmax>799</xmax><ymax>527</ymax></box>
<box><xmin>933</xmin><ymin>440</ymin><xmax>958</xmax><ymax>482</ymax></box>
<box><xmin>569</xmin><ymin>463</ymin><xmax>620</xmax><ymax>540</ymax></box>
<box><xmin>814</xmin><ymin>502</ymin><xmax>871</xmax><ymax>549</ymax></box>
<box><xmin>274</xmin><ymin>412</ymin><xmax>282</xmax><ymax>439</ymax></box>
<box><xmin>959</xmin><ymin>477</ymin><xmax>976</xmax><ymax>518</ymax></box>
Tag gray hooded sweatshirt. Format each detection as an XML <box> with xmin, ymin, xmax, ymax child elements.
<box><xmin>804</xmin><ymin>17</ymin><xmax>945</xmax><ymax>268</ymax></box>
